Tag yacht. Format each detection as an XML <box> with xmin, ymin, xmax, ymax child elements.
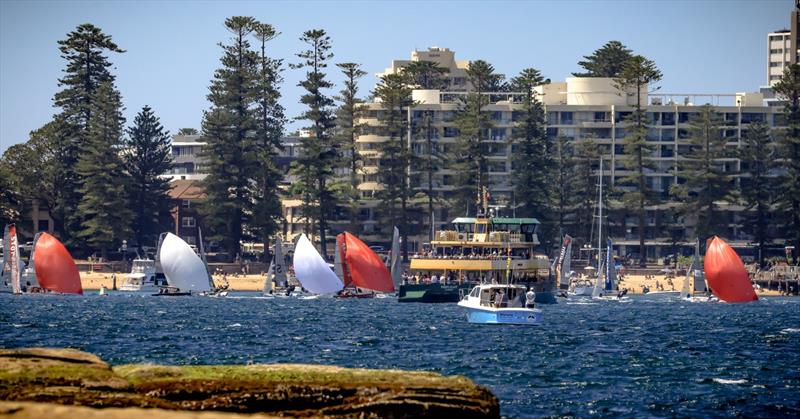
<box><xmin>119</xmin><ymin>258</ymin><xmax>166</xmax><ymax>292</ymax></box>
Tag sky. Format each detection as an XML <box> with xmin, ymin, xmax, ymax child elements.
<box><xmin>0</xmin><ymin>0</ymin><xmax>792</xmax><ymax>154</ymax></box>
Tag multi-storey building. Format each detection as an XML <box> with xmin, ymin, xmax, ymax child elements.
<box><xmin>768</xmin><ymin>29</ymin><xmax>794</xmax><ymax>87</ymax></box>
<box><xmin>337</xmin><ymin>49</ymin><xmax>786</xmax><ymax>261</ymax></box>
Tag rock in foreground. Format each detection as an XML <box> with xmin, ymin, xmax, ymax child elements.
<box><xmin>0</xmin><ymin>348</ymin><xmax>498</xmax><ymax>418</ymax></box>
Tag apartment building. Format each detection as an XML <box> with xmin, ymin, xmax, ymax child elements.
<box><xmin>769</xmin><ymin>30</ymin><xmax>794</xmax><ymax>86</ymax></box>
<box><xmin>336</xmin><ymin>49</ymin><xmax>786</xmax><ymax>261</ymax></box>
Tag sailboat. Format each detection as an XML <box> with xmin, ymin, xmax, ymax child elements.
<box><xmin>263</xmin><ymin>237</ymin><xmax>287</xmax><ymax>296</ymax></box>
<box><xmin>154</xmin><ymin>233</ymin><xmax>212</xmax><ymax>296</ymax></box>
<box><xmin>23</xmin><ymin>232</ymin><xmax>83</xmax><ymax>295</ymax></box>
<box><xmin>554</xmin><ymin>235</ymin><xmax>573</xmax><ymax>294</ymax></box>
<box><xmin>335</xmin><ymin>232</ymin><xmax>395</xmax><ymax>298</ymax></box>
<box><xmin>292</xmin><ymin>234</ymin><xmax>344</xmax><ymax>295</ymax></box>
<box><xmin>2</xmin><ymin>224</ymin><xmax>22</xmax><ymax>294</ymax></box>
<box><xmin>704</xmin><ymin>236</ymin><xmax>758</xmax><ymax>303</ymax></box>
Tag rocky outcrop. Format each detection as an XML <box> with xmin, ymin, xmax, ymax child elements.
<box><xmin>0</xmin><ymin>348</ymin><xmax>498</xmax><ymax>418</ymax></box>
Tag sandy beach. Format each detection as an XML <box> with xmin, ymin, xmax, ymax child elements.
<box><xmin>79</xmin><ymin>271</ymin><xmax>783</xmax><ymax>296</ymax></box>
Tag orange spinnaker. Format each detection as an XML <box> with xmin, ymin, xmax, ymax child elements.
<box><xmin>342</xmin><ymin>232</ymin><xmax>395</xmax><ymax>293</ymax></box>
<box><xmin>34</xmin><ymin>232</ymin><xmax>83</xmax><ymax>295</ymax></box>
<box><xmin>704</xmin><ymin>236</ymin><xmax>757</xmax><ymax>303</ymax></box>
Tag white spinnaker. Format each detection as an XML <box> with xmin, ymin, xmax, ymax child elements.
<box><xmin>293</xmin><ymin>234</ymin><xmax>343</xmax><ymax>295</ymax></box>
<box><xmin>159</xmin><ymin>233</ymin><xmax>211</xmax><ymax>292</ymax></box>
<box><xmin>390</xmin><ymin>226</ymin><xmax>402</xmax><ymax>289</ymax></box>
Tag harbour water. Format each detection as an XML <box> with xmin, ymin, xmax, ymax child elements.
<box><xmin>2</xmin><ymin>293</ymin><xmax>799</xmax><ymax>417</ymax></box>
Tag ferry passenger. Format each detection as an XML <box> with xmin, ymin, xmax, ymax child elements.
<box><xmin>495</xmin><ymin>290</ymin><xmax>506</xmax><ymax>308</ymax></box>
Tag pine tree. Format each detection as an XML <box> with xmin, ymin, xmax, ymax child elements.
<box><xmin>670</xmin><ymin>105</ymin><xmax>731</xmax><ymax>242</ymax></box>
<box><xmin>177</xmin><ymin>128</ymin><xmax>198</xmax><ymax>135</ymax></box>
<box><xmin>373</xmin><ymin>73</ymin><xmax>415</xmax><ymax>259</ymax></box>
<box><xmin>403</xmin><ymin>61</ymin><xmax>449</xmax><ymax>90</ymax></box>
<box><xmin>453</xmin><ymin>60</ymin><xmax>503</xmax><ymax>215</ymax></box>
<box><xmin>509</xmin><ymin>68</ymin><xmax>552</xmax><ymax>243</ymax></box>
<box><xmin>573</xmin><ymin>40</ymin><xmax>634</xmax><ymax>78</ymax></box>
<box><xmin>52</xmin><ymin>24</ymin><xmax>124</xmax><ymax>246</ymax></box>
<box><xmin>291</xmin><ymin>29</ymin><xmax>337</xmax><ymax>259</ymax></box>
<box><xmin>74</xmin><ymin>80</ymin><xmax>132</xmax><ymax>258</ymax></box>
<box><xmin>551</xmin><ymin>135</ymin><xmax>575</xmax><ymax>240</ymax></box>
<box><xmin>614</xmin><ymin>55</ymin><xmax>662</xmax><ymax>266</ymax></box>
<box><xmin>124</xmin><ymin>105</ymin><xmax>173</xmax><ymax>248</ymax></box>
<box><xmin>334</xmin><ymin>62</ymin><xmax>367</xmax><ymax>234</ymax></box>
<box><xmin>772</xmin><ymin>64</ymin><xmax>800</xmax><ymax>263</ymax></box>
<box><xmin>250</xmin><ymin>22</ymin><xmax>286</xmax><ymax>261</ymax></box>
<box><xmin>199</xmin><ymin>16</ymin><xmax>259</xmax><ymax>260</ymax></box>
<box><xmin>738</xmin><ymin>120</ymin><xmax>776</xmax><ymax>266</ymax></box>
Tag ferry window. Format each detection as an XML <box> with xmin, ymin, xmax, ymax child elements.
<box><xmin>476</xmin><ymin>224</ymin><xmax>486</xmax><ymax>234</ymax></box>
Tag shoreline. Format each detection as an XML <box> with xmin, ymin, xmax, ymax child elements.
<box><xmin>77</xmin><ymin>271</ymin><xmax>787</xmax><ymax>296</ymax></box>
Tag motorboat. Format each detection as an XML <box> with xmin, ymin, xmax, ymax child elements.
<box><xmin>119</xmin><ymin>258</ymin><xmax>165</xmax><ymax>292</ymax></box>
<box><xmin>457</xmin><ymin>283</ymin><xmax>542</xmax><ymax>325</ymax></box>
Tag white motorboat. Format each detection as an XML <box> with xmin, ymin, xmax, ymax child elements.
<box><xmin>457</xmin><ymin>283</ymin><xmax>542</xmax><ymax>325</ymax></box>
<box><xmin>119</xmin><ymin>258</ymin><xmax>164</xmax><ymax>292</ymax></box>
<box><xmin>638</xmin><ymin>290</ymin><xmax>680</xmax><ymax>300</ymax></box>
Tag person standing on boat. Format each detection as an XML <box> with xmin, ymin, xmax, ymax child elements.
<box><xmin>525</xmin><ymin>289</ymin><xmax>535</xmax><ymax>308</ymax></box>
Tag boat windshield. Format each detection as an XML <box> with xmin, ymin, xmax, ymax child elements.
<box><xmin>131</xmin><ymin>260</ymin><xmax>154</xmax><ymax>273</ymax></box>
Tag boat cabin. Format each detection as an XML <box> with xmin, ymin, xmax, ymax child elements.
<box><xmin>466</xmin><ymin>284</ymin><xmax>531</xmax><ymax>308</ymax></box>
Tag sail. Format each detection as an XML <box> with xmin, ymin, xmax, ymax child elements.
<box><xmin>197</xmin><ymin>227</ymin><xmax>214</xmax><ymax>288</ymax></box>
<box><xmin>159</xmin><ymin>233</ymin><xmax>212</xmax><ymax>292</ymax></box>
<box><xmin>334</xmin><ymin>234</ymin><xmax>348</xmax><ymax>285</ymax></box>
<box><xmin>292</xmin><ymin>234</ymin><xmax>343</xmax><ymax>294</ymax></box>
<box><xmin>680</xmin><ymin>255</ymin><xmax>694</xmax><ymax>299</ymax></box>
<box><xmin>341</xmin><ymin>232</ymin><xmax>395</xmax><ymax>293</ymax></box>
<box><xmin>703</xmin><ymin>236</ymin><xmax>758</xmax><ymax>303</ymax></box>
<box><xmin>592</xmin><ymin>258</ymin><xmax>605</xmax><ymax>298</ymax></box>
<box><xmin>562</xmin><ymin>239</ymin><xmax>572</xmax><ymax>286</ymax></box>
<box><xmin>3</xmin><ymin>224</ymin><xmax>21</xmax><ymax>294</ymax></box>
<box><xmin>556</xmin><ymin>235</ymin><xmax>572</xmax><ymax>289</ymax></box>
<box><xmin>605</xmin><ymin>238</ymin><xmax>616</xmax><ymax>291</ymax></box>
<box><xmin>273</xmin><ymin>239</ymin><xmax>286</xmax><ymax>287</ymax></box>
<box><xmin>390</xmin><ymin>226</ymin><xmax>402</xmax><ymax>289</ymax></box>
<box><xmin>32</xmin><ymin>232</ymin><xmax>82</xmax><ymax>295</ymax></box>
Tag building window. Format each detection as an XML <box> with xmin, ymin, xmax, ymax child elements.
<box><xmin>444</xmin><ymin>127</ymin><xmax>459</xmax><ymax>137</ymax></box>
<box><xmin>560</xmin><ymin>112</ymin><xmax>574</xmax><ymax>125</ymax></box>
<box><xmin>37</xmin><ymin>220</ymin><xmax>49</xmax><ymax>232</ymax></box>
<box><xmin>184</xmin><ymin>235</ymin><xmax>197</xmax><ymax>245</ymax></box>
<box><xmin>181</xmin><ymin>217</ymin><xmax>196</xmax><ymax>228</ymax></box>
<box><xmin>182</xmin><ymin>200</ymin><xmax>191</xmax><ymax>208</ymax></box>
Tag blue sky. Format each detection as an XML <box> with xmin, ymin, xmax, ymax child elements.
<box><xmin>0</xmin><ymin>0</ymin><xmax>792</xmax><ymax>153</ymax></box>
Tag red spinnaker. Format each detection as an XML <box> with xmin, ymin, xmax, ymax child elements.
<box><xmin>34</xmin><ymin>232</ymin><xmax>83</xmax><ymax>295</ymax></box>
<box><xmin>342</xmin><ymin>232</ymin><xmax>394</xmax><ymax>293</ymax></box>
<box><xmin>336</xmin><ymin>233</ymin><xmax>353</xmax><ymax>287</ymax></box>
<box><xmin>704</xmin><ymin>236</ymin><xmax>757</xmax><ymax>303</ymax></box>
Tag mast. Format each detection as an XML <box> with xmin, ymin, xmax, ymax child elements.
<box><xmin>197</xmin><ymin>227</ymin><xmax>214</xmax><ymax>288</ymax></box>
<box><xmin>597</xmin><ymin>157</ymin><xmax>603</xmax><ymax>274</ymax></box>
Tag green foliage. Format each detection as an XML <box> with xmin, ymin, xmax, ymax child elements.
<box><xmin>51</xmin><ymin>23</ymin><xmax>124</xmax><ymax>247</ymax></box>
<box><xmin>200</xmin><ymin>16</ymin><xmax>260</xmax><ymax>259</ymax></box>
<box><xmin>373</xmin><ymin>73</ymin><xmax>417</xmax><ymax>258</ymax></box>
<box><xmin>416</xmin><ymin>108</ymin><xmax>445</xmax><ymax>241</ymax></box>
<box><xmin>290</xmin><ymin>29</ymin><xmax>338</xmax><ymax>258</ymax></box>
<box><xmin>613</xmin><ymin>54</ymin><xmax>662</xmax><ymax>266</ymax></box>
<box><xmin>334</xmin><ymin>62</ymin><xmax>367</xmax><ymax>234</ymax></box>
<box><xmin>402</xmin><ymin>61</ymin><xmax>449</xmax><ymax>90</ymax></box>
<box><xmin>452</xmin><ymin>60</ymin><xmax>502</xmax><ymax>215</ymax></box>
<box><xmin>177</xmin><ymin>128</ymin><xmax>198</xmax><ymax>135</ymax></box>
<box><xmin>772</xmin><ymin>64</ymin><xmax>800</xmax><ymax>261</ymax></box>
<box><xmin>670</xmin><ymin>105</ymin><xmax>732</xmax><ymax>241</ymax></box>
<box><xmin>573</xmin><ymin>40</ymin><xmax>634</xmax><ymax>78</ymax></box>
<box><xmin>124</xmin><ymin>105</ymin><xmax>173</xmax><ymax>248</ymax></box>
<box><xmin>572</xmin><ymin>135</ymin><xmax>601</xmax><ymax>244</ymax></box>
<box><xmin>509</xmin><ymin>68</ymin><xmax>552</xmax><ymax>244</ymax></box>
<box><xmin>249</xmin><ymin>22</ymin><xmax>287</xmax><ymax>261</ymax></box>
<box><xmin>737</xmin><ymin>120</ymin><xmax>776</xmax><ymax>266</ymax></box>
<box><xmin>74</xmin><ymin>80</ymin><xmax>132</xmax><ymax>257</ymax></box>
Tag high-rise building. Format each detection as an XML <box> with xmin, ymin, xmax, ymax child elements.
<box><xmin>768</xmin><ymin>29</ymin><xmax>793</xmax><ymax>86</ymax></box>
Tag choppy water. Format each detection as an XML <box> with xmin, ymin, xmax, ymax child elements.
<box><xmin>2</xmin><ymin>293</ymin><xmax>799</xmax><ymax>418</ymax></box>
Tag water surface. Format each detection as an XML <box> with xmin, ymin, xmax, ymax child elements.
<box><xmin>2</xmin><ymin>293</ymin><xmax>799</xmax><ymax>417</ymax></box>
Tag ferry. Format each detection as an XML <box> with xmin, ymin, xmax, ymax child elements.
<box><xmin>403</xmin><ymin>213</ymin><xmax>556</xmax><ymax>304</ymax></box>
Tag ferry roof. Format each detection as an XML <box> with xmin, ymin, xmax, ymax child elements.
<box><xmin>451</xmin><ymin>217</ymin><xmax>541</xmax><ymax>225</ymax></box>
